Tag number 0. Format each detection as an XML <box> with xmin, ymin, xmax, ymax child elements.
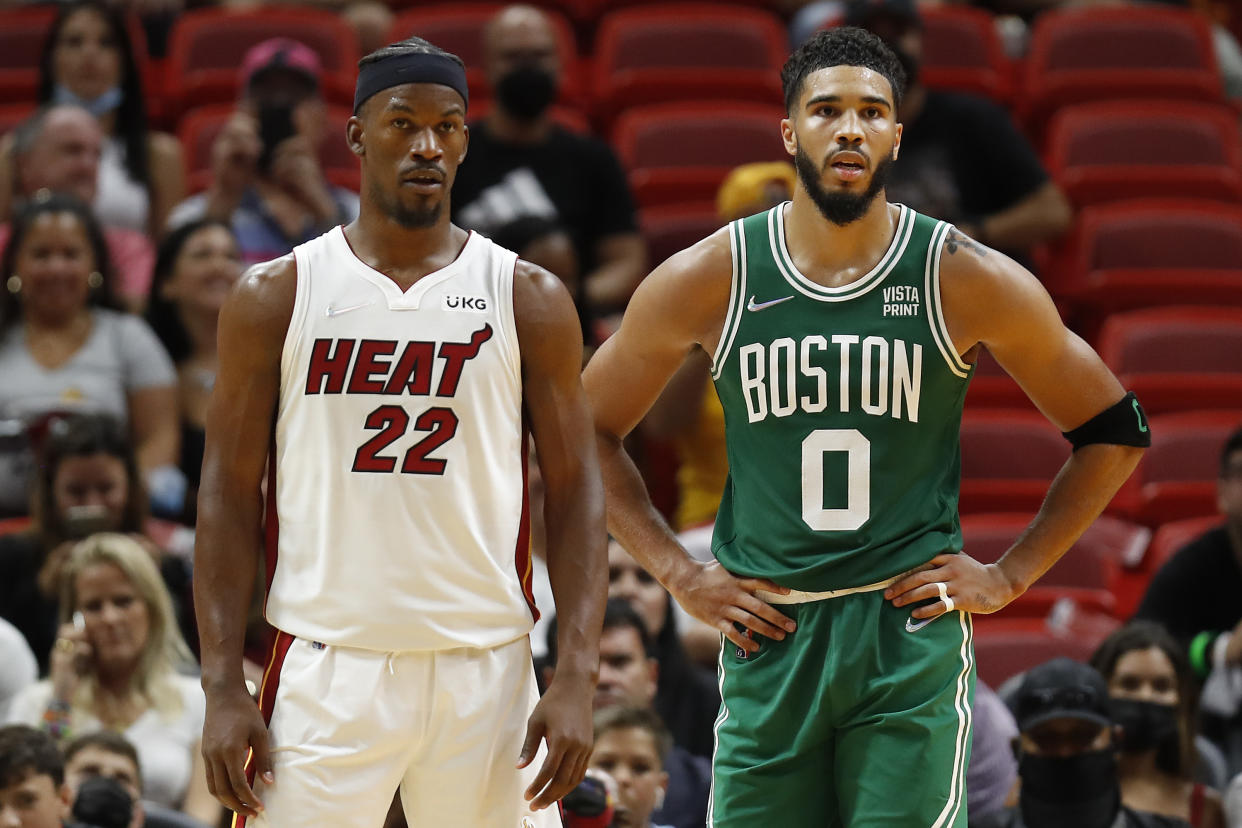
<box><xmin>801</xmin><ymin>429</ymin><xmax>870</xmax><ymax>531</ymax></box>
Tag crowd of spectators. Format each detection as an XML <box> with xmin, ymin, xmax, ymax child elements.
<box><xmin>1</xmin><ymin>0</ymin><xmax>1241</xmax><ymax>826</ymax></box>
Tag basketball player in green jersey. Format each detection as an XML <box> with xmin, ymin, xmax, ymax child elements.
<box><xmin>583</xmin><ymin>27</ymin><xmax>1150</xmax><ymax>827</ymax></box>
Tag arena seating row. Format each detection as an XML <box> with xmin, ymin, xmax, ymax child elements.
<box><xmin>0</xmin><ymin>4</ymin><xmax>1229</xmax><ymax>128</ymax></box>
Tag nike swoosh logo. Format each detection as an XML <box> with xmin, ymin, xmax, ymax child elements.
<box><xmin>746</xmin><ymin>295</ymin><xmax>794</xmax><ymax>312</ymax></box>
<box><xmin>325</xmin><ymin>300</ymin><xmax>374</xmax><ymax>318</ymax></box>
<box><xmin>905</xmin><ymin>616</ymin><xmax>934</xmax><ymax>633</ymax></box>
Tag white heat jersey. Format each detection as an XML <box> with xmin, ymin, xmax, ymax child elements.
<box><xmin>265</xmin><ymin>226</ymin><xmax>535</xmax><ymax>652</ymax></box>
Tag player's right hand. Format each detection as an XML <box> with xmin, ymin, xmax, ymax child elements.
<box><xmin>201</xmin><ymin>683</ymin><xmax>272</xmax><ymax>818</ymax></box>
<box><xmin>667</xmin><ymin>560</ymin><xmax>795</xmax><ymax>654</ymax></box>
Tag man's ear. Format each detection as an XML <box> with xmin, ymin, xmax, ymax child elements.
<box><xmin>781</xmin><ymin>117</ymin><xmax>798</xmax><ymax>157</ymax></box>
<box><xmin>58</xmin><ymin>781</ymin><xmax>72</xmax><ymax>818</ymax></box>
<box><xmin>347</xmin><ymin>116</ymin><xmax>365</xmax><ymax>157</ymax></box>
<box><xmin>892</xmin><ymin>122</ymin><xmax>903</xmax><ymax>160</ymax></box>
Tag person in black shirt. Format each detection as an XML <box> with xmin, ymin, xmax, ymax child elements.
<box><xmin>451</xmin><ymin>5</ymin><xmax>646</xmax><ymax>339</ymax></box>
<box><xmin>845</xmin><ymin>0</ymin><xmax>1073</xmax><ymax>259</ymax></box>
<box><xmin>1135</xmin><ymin>427</ymin><xmax>1242</xmax><ymax>774</ymax></box>
<box><xmin>1135</xmin><ymin>427</ymin><xmax>1242</xmax><ymax>676</ymax></box>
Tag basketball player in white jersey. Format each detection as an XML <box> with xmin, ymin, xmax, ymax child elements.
<box><xmin>193</xmin><ymin>37</ymin><xmax>606</xmax><ymax>827</ymax></box>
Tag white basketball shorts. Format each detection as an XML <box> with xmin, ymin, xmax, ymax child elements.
<box><xmin>233</xmin><ymin>632</ymin><xmax>563</xmax><ymax>827</ymax></box>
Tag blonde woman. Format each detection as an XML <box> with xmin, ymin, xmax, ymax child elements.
<box><xmin>5</xmin><ymin>533</ymin><xmax>219</xmax><ymax>825</ymax></box>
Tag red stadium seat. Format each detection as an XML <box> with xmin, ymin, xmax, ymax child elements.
<box><xmin>1117</xmin><ymin>411</ymin><xmax>1242</xmax><ymax>526</ymax></box>
<box><xmin>1020</xmin><ymin>7</ymin><xmax>1223</xmax><ymax>139</ymax></box>
<box><xmin>0</xmin><ymin>104</ymin><xmax>36</xmax><ymax>140</ymax></box>
<box><xmin>0</xmin><ymin>7</ymin><xmax>56</xmax><ymax>104</ymax></box>
<box><xmin>1046</xmin><ymin>102</ymin><xmax>1242</xmax><ymax>207</ymax></box>
<box><xmin>166</xmin><ymin>9</ymin><xmax>360</xmax><ymax>117</ymax></box>
<box><xmin>959</xmin><ymin>410</ymin><xmax>1069</xmax><ymax>513</ymax></box>
<box><xmin>178</xmin><ymin>104</ymin><xmax>360</xmax><ymax>195</ymax></box>
<box><xmin>1043</xmin><ymin>200</ymin><xmax>1242</xmax><ymax>316</ymax></box>
<box><xmin>961</xmin><ymin>512</ymin><xmax>1147</xmax><ymax>592</ymax></box>
<box><xmin>1098</xmin><ymin>307</ymin><xmax>1242</xmax><ymax>376</ymax></box>
<box><xmin>592</xmin><ymin>5</ymin><xmax>786</xmax><ymax>124</ymax></box>
<box><xmin>973</xmin><ymin>621</ymin><xmax>1116</xmax><ymax>688</ymax></box>
<box><xmin>1097</xmin><ymin>307</ymin><xmax>1242</xmax><ymax>418</ymax></box>
<box><xmin>388</xmin><ymin>5</ymin><xmax>582</xmax><ymax>106</ymax></box>
<box><xmin>639</xmin><ymin>202</ymin><xmax>722</xmax><ymax>268</ymax></box>
<box><xmin>612</xmin><ymin>102</ymin><xmax>787</xmax><ymax>207</ymax></box>
<box><xmin>963</xmin><ymin>348</ymin><xmax>1035</xmax><ymax>411</ymax></box>
<box><xmin>919</xmin><ymin>6</ymin><xmax>1014</xmax><ymax>105</ymax></box>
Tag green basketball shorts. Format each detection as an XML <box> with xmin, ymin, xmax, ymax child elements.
<box><xmin>708</xmin><ymin>589</ymin><xmax>975</xmax><ymax>827</ymax></box>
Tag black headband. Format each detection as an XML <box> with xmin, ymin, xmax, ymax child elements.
<box><xmin>353</xmin><ymin>52</ymin><xmax>469</xmax><ymax>113</ymax></box>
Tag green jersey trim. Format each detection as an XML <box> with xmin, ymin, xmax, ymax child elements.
<box><xmin>711</xmin><ymin>219</ymin><xmax>748</xmax><ymax>379</ymax></box>
<box><xmin>769</xmin><ymin>202</ymin><xmax>914</xmax><ymax>302</ymax></box>
<box><xmin>924</xmin><ymin>221</ymin><xmax>972</xmax><ymax>379</ymax></box>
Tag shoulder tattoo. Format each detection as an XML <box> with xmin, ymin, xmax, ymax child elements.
<box><xmin>945</xmin><ymin>228</ymin><xmax>989</xmax><ymax>257</ymax></box>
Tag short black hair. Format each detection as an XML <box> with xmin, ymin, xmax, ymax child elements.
<box><xmin>544</xmin><ymin>598</ymin><xmax>655</xmax><ymax>669</ymax></box>
<box><xmin>593</xmin><ymin>705</ymin><xmax>673</xmax><ymax>764</ymax></box>
<box><xmin>0</xmin><ymin>725</ymin><xmax>64</xmax><ymax>789</ymax></box>
<box><xmin>63</xmin><ymin>732</ymin><xmax>142</xmax><ymax>787</ymax></box>
<box><xmin>1221</xmin><ymin>425</ymin><xmax>1242</xmax><ymax>476</ymax></box>
<box><xmin>359</xmin><ymin>36</ymin><xmax>464</xmax><ymax>72</ymax></box>
<box><xmin>781</xmin><ymin>26</ymin><xmax>906</xmax><ymax>114</ymax></box>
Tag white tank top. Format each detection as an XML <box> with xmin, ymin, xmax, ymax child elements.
<box><xmin>267</xmin><ymin>226</ymin><xmax>536</xmax><ymax>652</ymax></box>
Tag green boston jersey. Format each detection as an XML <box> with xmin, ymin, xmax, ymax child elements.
<box><xmin>710</xmin><ymin>203</ymin><xmax>974</xmax><ymax>591</ymax></box>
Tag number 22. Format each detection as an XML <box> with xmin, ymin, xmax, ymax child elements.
<box><xmin>351</xmin><ymin>404</ymin><xmax>459</xmax><ymax>475</ymax></box>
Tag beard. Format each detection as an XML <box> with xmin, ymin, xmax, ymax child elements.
<box><xmin>794</xmin><ymin>144</ymin><xmax>895</xmax><ymax>226</ymax></box>
<box><xmin>368</xmin><ymin>179</ymin><xmax>445</xmax><ymax>229</ymax></box>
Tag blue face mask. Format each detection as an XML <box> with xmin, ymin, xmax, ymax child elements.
<box><xmin>51</xmin><ymin>84</ymin><xmax>123</xmax><ymax>118</ymax></box>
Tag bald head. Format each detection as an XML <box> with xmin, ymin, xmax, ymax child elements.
<box><xmin>483</xmin><ymin>4</ymin><xmax>560</xmax><ymax>88</ymax></box>
<box><xmin>15</xmin><ymin>105</ymin><xmax>102</xmax><ymax>204</ymax></box>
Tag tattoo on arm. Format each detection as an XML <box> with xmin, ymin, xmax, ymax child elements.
<box><xmin>974</xmin><ymin>592</ymin><xmax>1000</xmax><ymax>612</ymax></box>
<box><xmin>946</xmin><ymin>229</ymin><xmax>989</xmax><ymax>257</ymax></box>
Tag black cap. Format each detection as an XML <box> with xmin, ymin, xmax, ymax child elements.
<box><xmin>844</xmin><ymin>0</ymin><xmax>921</xmax><ymax>27</ymax></box>
<box><xmin>1012</xmin><ymin>658</ymin><xmax>1113</xmax><ymax>733</ymax></box>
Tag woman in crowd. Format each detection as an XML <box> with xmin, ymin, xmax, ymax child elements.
<box><xmin>1091</xmin><ymin>621</ymin><xmax>1226</xmax><ymax>828</ymax></box>
<box><xmin>144</xmin><ymin>219</ymin><xmax>241</xmax><ymax>517</ymax></box>
<box><xmin>5</xmin><ymin>532</ymin><xmax>218</xmax><ymax>825</ymax></box>
<box><xmin>0</xmin><ymin>413</ymin><xmax>193</xmax><ymax>675</ymax></box>
<box><xmin>0</xmin><ymin>0</ymin><xmax>184</xmax><ymax>237</ymax></box>
<box><xmin>0</xmin><ymin>195</ymin><xmax>180</xmax><ymax>515</ymax></box>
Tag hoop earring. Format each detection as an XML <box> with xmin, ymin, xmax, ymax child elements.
<box><xmin>87</xmin><ymin>271</ymin><xmax>103</xmax><ymax>289</ymax></box>
<box><xmin>5</xmin><ymin>275</ymin><xmax>19</xmax><ymax>294</ymax></box>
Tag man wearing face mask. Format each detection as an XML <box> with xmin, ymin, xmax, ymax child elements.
<box><xmin>978</xmin><ymin>658</ymin><xmax>1192</xmax><ymax>828</ymax></box>
<box><xmin>451</xmin><ymin>4</ymin><xmax>646</xmax><ymax>340</ymax></box>
<box><xmin>843</xmin><ymin>0</ymin><xmax>1072</xmax><ymax>260</ymax></box>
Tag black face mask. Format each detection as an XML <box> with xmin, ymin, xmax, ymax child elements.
<box><xmin>1111</xmin><ymin>698</ymin><xmax>1180</xmax><ymax>754</ymax></box>
<box><xmin>495</xmin><ymin>65</ymin><xmax>557</xmax><ymax>121</ymax></box>
<box><xmin>1019</xmin><ymin>750</ymin><xmax>1120</xmax><ymax>828</ymax></box>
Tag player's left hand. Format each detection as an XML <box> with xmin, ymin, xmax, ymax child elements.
<box><xmin>884</xmin><ymin>553</ymin><xmax>1019</xmax><ymax>621</ymax></box>
<box><xmin>518</xmin><ymin>673</ymin><xmax>594</xmax><ymax>811</ymax></box>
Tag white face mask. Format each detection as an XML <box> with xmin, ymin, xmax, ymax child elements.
<box><xmin>52</xmin><ymin>84</ymin><xmax>123</xmax><ymax>117</ymax></box>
